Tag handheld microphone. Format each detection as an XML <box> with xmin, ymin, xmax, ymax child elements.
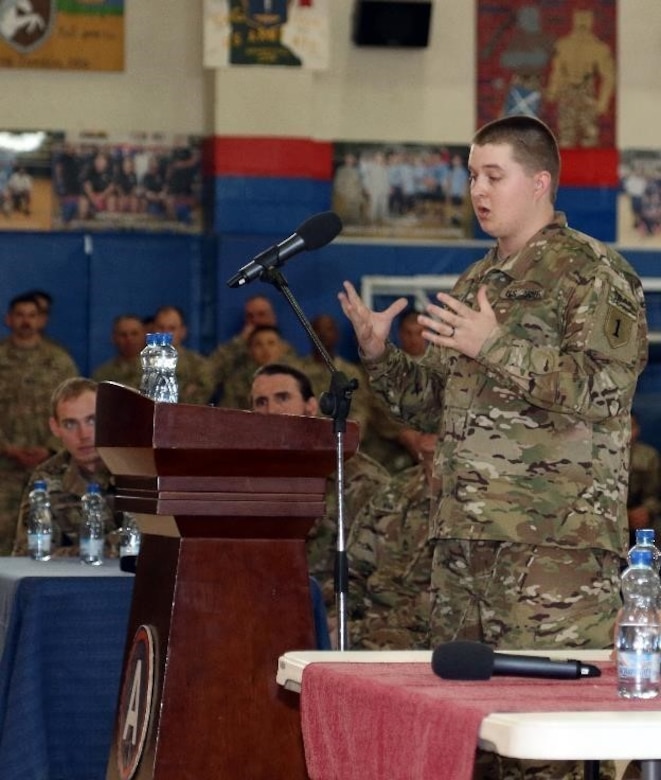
<box><xmin>431</xmin><ymin>640</ymin><xmax>601</xmax><ymax>681</ymax></box>
<box><xmin>226</xmin><ymin>211</ymin><xmax>343</xmax><ymax>288</ymax></box>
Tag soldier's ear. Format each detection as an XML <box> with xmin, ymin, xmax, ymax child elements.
<box><xmin>48</xmin><ymin>416</ymin><xmax>60</xmax><ymax>438</ymax></box>
<box><xmin>533</xmin><ymin>172</ymin><xmax>551</xmax><ymax>198</ymax></box>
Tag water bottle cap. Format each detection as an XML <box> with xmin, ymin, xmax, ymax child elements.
<box><xmin>145</xmin><ymin>333</ymin><xmax>158</xmax><ymax>345</ymax></box>
<box><xmin>630</xmin><ymin>549</ymin><xmax>654</xmax><ymax>567</ymax></box>
<box><xmin>86</xmin><ymin>482</ymin><xmax>101</xmax><ymax>494</ymax></box>
<box><xmin>32</xmin><ymin>479</ymin><xmax>47</xmax><ymax>490</ymax></box>
<box><xmin>636</xmin><ymin>528</ymin><xmax>656</xmax><ymax>545</ymax></box>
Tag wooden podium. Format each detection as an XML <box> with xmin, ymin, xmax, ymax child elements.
<box><xmin>96</xmin><ymin>383</ymin><xmax>358</xmax><ymax>780</ymax></box>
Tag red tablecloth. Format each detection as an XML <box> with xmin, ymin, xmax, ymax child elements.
<box><xmin>300</xmin><ymin>661</ymin><xmax>661</xmax><ymax>780</ymax></box>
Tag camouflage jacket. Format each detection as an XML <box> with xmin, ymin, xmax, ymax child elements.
<box><xmin>93</xmin><ymin>355</ymin><xmax>142</xmax><ymax>390</ymax></box>
<box><xmin>294</xmin><ymin>354</ymin><xmax>417</xmax><ymax>474</ymax></box>
<box><xmin>347</xmin><ymin>464</ymin><xmax>433</xmax><ymax>649</ymax></box>
<box><xmin>0</xmin><ymin>339</ymin><xmax>78</xmax><ymax>470</ymax></box>
<box><xmin>176</xmin><ymin>346</ymin><xmax>214</xmax><ymax>405</ymax></box>
<box><xmin>208</xmin><ymin>334</ymin><xmax>297</xmax><ymax>399</ymax></box>
<box><xmin>365</xmin><ymin>213</ymin><xmax>648</xmax><ymax>555</ymax></box>
<box><xmin>13</xmin><ymin>450</ymin><xmax>118</xmax><ymax>556</ymax></box>
<box><xmin>307</xmin><ymin>451</ymin><xmax>391</xmax><ymax>599</ymax></box>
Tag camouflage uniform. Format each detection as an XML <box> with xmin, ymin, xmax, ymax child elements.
<box><xmin>0</xmin><ymin>340</ymin><xmax>78</xmax><ymax>555</ymax></box>
<box><xmin>293</xmin><ymin>354</ymin><xmax>372</xmax><ymax>438</ymax></box>
<box><xmin>218</xmin><ymin>356</ymin><xmax>260</xmax><ymax>410</ymax></box>
<box><xmin>13</xmin><ymin>450</ymin><xmax>118</xmax><ymax>557</ymax></box>
<box><xmin>627</xmin><ymin>439</ymin><xmax>661</xmax><ymax>542</ymax></box>
<box><xmin>294</xmin><ymin>354</ymin><xmax>418</xmax><ymax>474</ymax></box>
<box><xmin>347</xmin><ymin>463</ymin><xmax>433</xmax><ymax>650</ymax></box>
<box><xmin>92</xmin><ymin>355</ymin><xmax>141</xmax><ymax>390</ymax></box>
<box><xmin>307</xmin><ymin>451</ymin><xmax>391</xmax><ymax>606</ymax></box>
<box><xmin>364</xmin><ymin>213</ymin><xmax>648</xmax><ymax>651</ymax></box>
<box><xmin>175</xmin><ymin>346</ymin><xmax>214</xmax><ymax>405</ymax></box>
<box><xmin>208</xmin><ymin>335</ymin><xmax>297</xmax><ymax>405</ymax></box>
<box><xmin>359</xmin><ymin>397</ymin><xmax>418</xmax><ymax>475</ymax></box>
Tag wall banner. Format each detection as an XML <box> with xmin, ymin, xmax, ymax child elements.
<box><xmin>477</xmin><ymin>0</ymin><xmax>616</xmax><ymax>148</ymax></box>
<box><xmin>0</xmin><ymin>0</ymin><xmax>124</xmax><ymax>71</ymax></box>
<box><xmin>204</xmin><ymin>0</ymin><xmax>329</xmax><ymax>70</ymax></box>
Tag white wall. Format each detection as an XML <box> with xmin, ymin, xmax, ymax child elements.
<box><xmin>212</xmin><ymin>0</ymin><xmax>661</xmax><ymax>147</ymax></box>
<box><xmin>1</xmin><ymin>0</ymin><xmax>660</xmax><ymax>147</ymax></box>
<box><xmin>0</xmin><ymin>0</ymin><xmax>211</xmax><ymax>134</ymax></box>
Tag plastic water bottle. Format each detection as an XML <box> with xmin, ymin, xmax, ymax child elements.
<box><xmin>139</xmin><ymin>332</ymin><xmax>159</xmax><ymax>398</ymax></box>
<box><xmin>27</xmin><ymin>479</ymin><xmax>52</xmax><ymax>562</ymax></box>
<box><xmin>80</xmin><ymin>482</ymin><xmax>105</xmax><ymax>566</ymax></box>
<box><xmin>627</xmin><ymin>528</ymin><xmax>661</xmax><ymax>572</ymax></box>
<box><xmin>119</xmin><ymin>512</ymin><xmax>141</xmax><ymax>573</ymax></box>
<box><xmin>151</xmin><ymin>332</ymin><xmax>178</xmax><ymax>403</ymax></box>
<box><xmin>615</xmin><ymin>548</ymin><xmax>661</xmax><ymax>699</ymax></box>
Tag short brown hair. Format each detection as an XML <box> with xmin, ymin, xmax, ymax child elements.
<box><xmin>472</xmin><ymin>115</ymin><xmax>561</xmax><ymax>202</ymax></box>
<box><xmin>50</xmin><ymin>377</ymin><xmax>97</xmax><ymax>418</ymax></box>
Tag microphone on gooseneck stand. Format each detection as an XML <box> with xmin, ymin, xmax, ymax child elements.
<box><xmin>431</xmin><ymin>640</ymin><xmax>601</xmax><ymax>680</ymax></box>
<box><xmin>226</xmin><ymin>211</ymin><xmax>343</xmax><ymax>288</ymax></box>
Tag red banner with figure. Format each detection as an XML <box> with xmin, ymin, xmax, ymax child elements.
<box><xmin>477</xmin><ymin>0</ymin><xmax>616</xmax><ymax>149</ymax></box>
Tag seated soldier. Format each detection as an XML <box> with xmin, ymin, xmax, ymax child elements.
<box><xmin>347</xmin><ymin>433</ymin><xmax>438</xmax><ymax>650</ymax></box>
<box><xmin>627</xmin><ymin>412</ymin><xmax>661</xmax><ymax>547</ymax></box>
<box><xmin>13</xmin><ymin>377</ymin><xmax>118</xmax><ymax>557</ymax></box>
<box><xmin>250</xmin><ymin>362</ymin><xmax>390</xmax><ymax>606</ymax></box>
<box><xmin>221</xmin><ymin>324</ymin><xmax>290</xmax><ymax>409</ymax></box>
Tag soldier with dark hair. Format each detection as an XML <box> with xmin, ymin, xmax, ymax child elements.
<box><xmin>0</xmin><ymin>293</ymin><xmax>78</xmax><ymax>554</ymax></box>
<box><xmin>250</xmin><ymin>362</ymin><xmax>390</xmax><ymax>608</ymax></box>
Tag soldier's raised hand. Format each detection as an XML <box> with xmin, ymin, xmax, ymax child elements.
<box><xmin>338</xmin><ymin>281</ymin><xmax>408</xmax><ymax>361</ymax></box>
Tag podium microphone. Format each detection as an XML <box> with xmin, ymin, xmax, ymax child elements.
<box><xmin>431</xmin><ymin>640</ymin><xmax>601</xmax><ymax>680</ymax></box>
<box><xmin>226</xmin><ymin>211</ymin><xmax>343</xmax><ymax>288</ymax></box>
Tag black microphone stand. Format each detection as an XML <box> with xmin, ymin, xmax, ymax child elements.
<box><xmin>260</xmin><ymin>266</ymin><xmax>358</xmax><ymax>651</ymax></box>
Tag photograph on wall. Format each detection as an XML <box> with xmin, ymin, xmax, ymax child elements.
<box><xmin>204</xmin><ymin>0</ymin><xmax>329</xmax><ymax>69</ymax></box>
<box><xmin>51</xmin><ymin>132</ymin><xmax>203</xmax><ymax>233</ymax></box>
<box><xmin>618</xmin><ymin>149</ymin><xmax>661</xmax><ymax>246</ymax></box>
<box><xmin>0</xmin><ymin>0</ymin><xmax>124</xmax><ymax>71</ymax></box>
<box><xmin>477</xmin><ymin>0</ymin><xmax>616</xmax><ymax>148</ymax></box>
<box><xmin>332</xmin><ymin>141</ymin><xmax>473</xmax><ymax>240</ymax></box>
<box><xmin>0</xmin><ymin>129</ymin><xmax>62</xmax><ymax>231</ymax></box>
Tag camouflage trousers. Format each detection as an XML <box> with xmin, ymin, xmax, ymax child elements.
<box><xmin>429</xmin><ymin>539</ymin><xmax>621</xmax><ymax>649</ymax></box>
<box><xmin>430</xmin><ymin>540</ymin><xmax>620</xmax><ymax>780</ymax></box>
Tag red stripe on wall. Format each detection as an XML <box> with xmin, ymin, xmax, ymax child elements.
<box><xmin>560</xmin><ymin>148</ymin><xmax>619</xmax><ymax>187</ymax></box>
<box><xmin>205</xmin><ymin>136</ymin><xmax>333</xmax><ymax>180</ymax></box>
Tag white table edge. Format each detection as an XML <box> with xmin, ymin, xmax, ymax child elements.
<box><xmin>276</xmin><ymin>649</ymin><xmax>661</xmax><ymax>761</ymax></box>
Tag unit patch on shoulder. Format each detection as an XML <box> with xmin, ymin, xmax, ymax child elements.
<box><xmin>604</xmin><ymin>286</ymin><xmax>636</xmax><ymax>349</ymax></box>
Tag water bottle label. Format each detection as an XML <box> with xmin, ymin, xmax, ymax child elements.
<box><xmin>618</xmin><ymin>651</ymin><xmax>661</xmax><ymax>682</ymax></box>
<box><xmin>28</xmin><ymin>532</ymin><xmax>51</xmax><ymax>557</ymax></box>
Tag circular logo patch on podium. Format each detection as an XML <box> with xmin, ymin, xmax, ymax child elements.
<box><xmin>116</xmin><ymin>624</ymin><xmax>156</xmax><ymax>780</ymax></box>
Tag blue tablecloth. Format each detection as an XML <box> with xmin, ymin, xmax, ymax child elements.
<box><xmin>0</xmin><ymin>558</ymin><xmax>329</xmax><ymax>780</ymax></box>
<box><xmin>0</xmin><ymin>559</ymin><xmax>134</xmax><ymax>780</ymax></box>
